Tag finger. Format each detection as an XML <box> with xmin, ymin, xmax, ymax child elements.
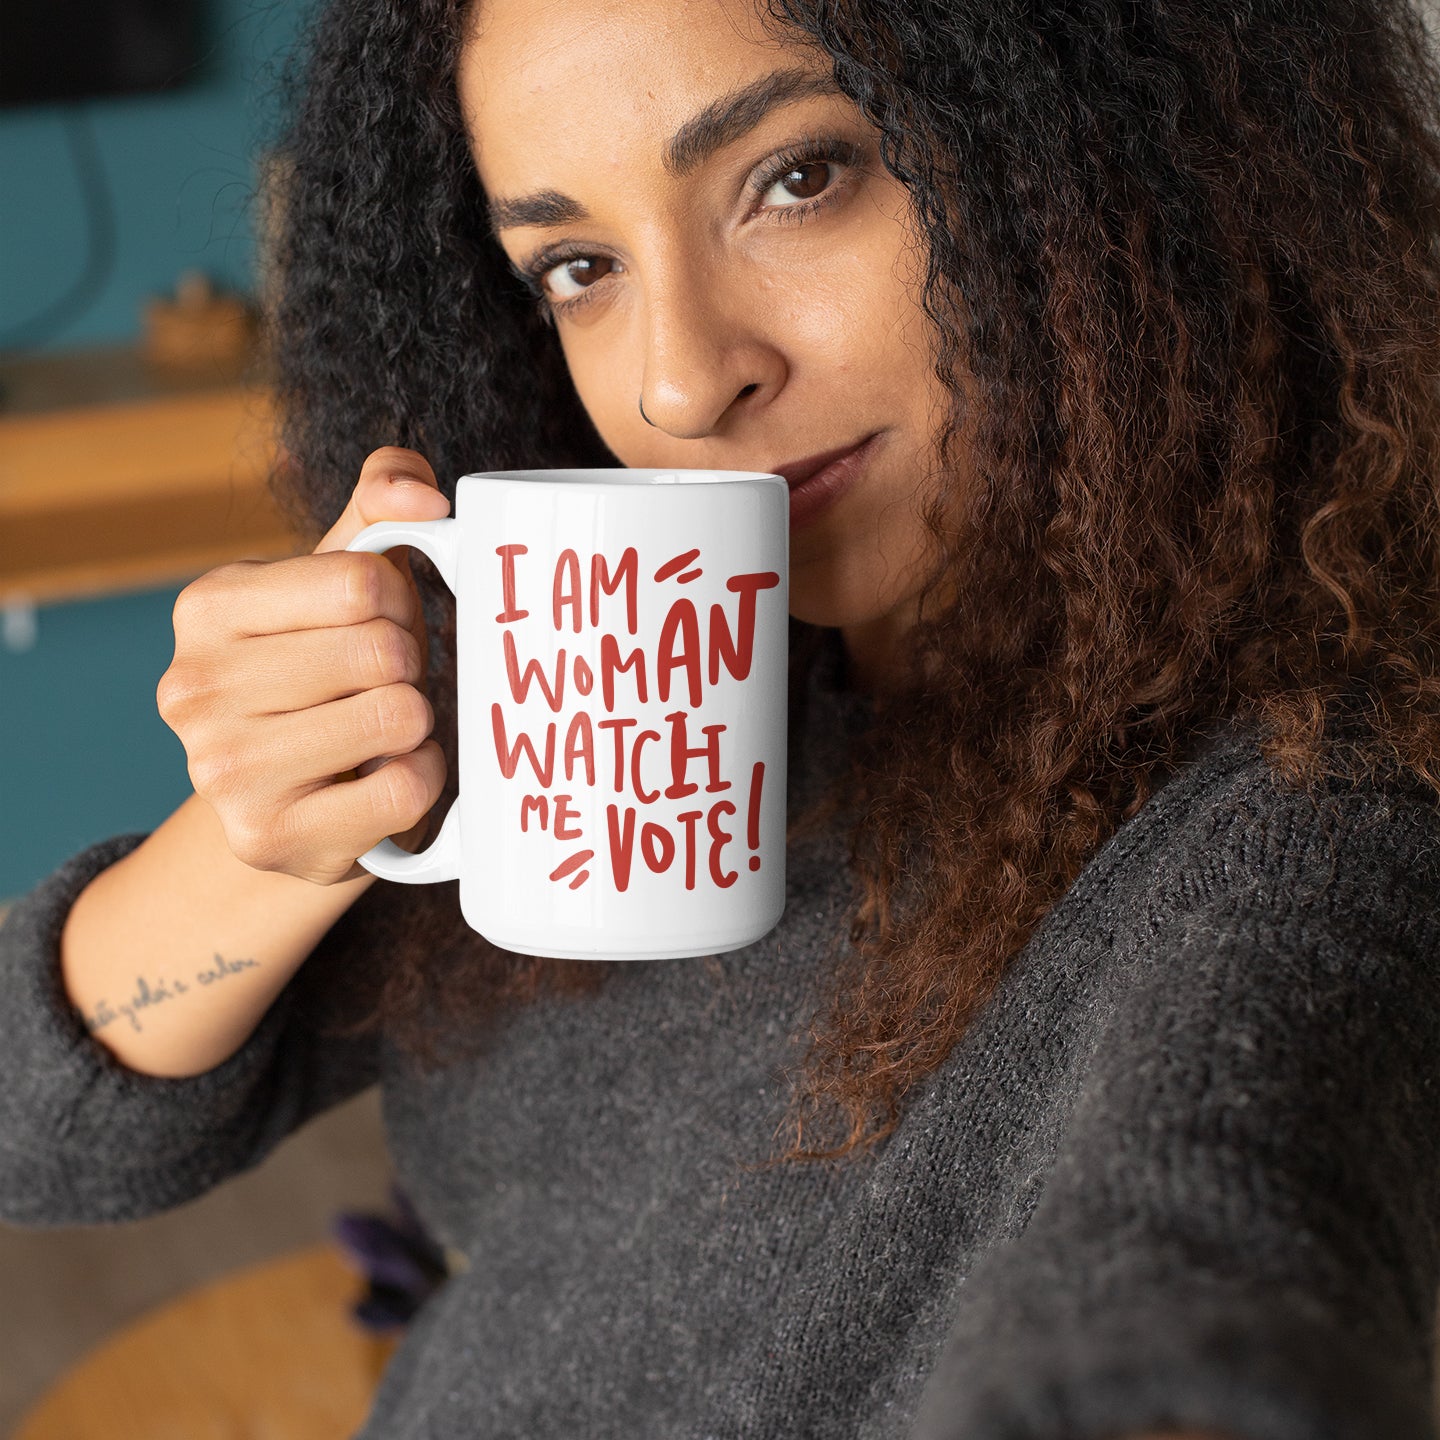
<box><xmin>252</xmin><ymin>682</ymin><xmax>437</xmax><ymax>792</ymax></box>
<box><xmin>177</xmin><ymin>547</ymin><xmax>430</xmax><ymax>643</ymax></box>
<box><xmin>216</xmin><ymin>616</ymin><xmax>426</xmax><ymax>717</ymax></box>
<box><xmin>287</xmin><ymin>738</ymin><xmax>449</xmax><ymax>871</ymax></box>
<box><xmin>313</xmin><ymin>446</ymin><xmax>450</xmax><ymax>556</ymax></box>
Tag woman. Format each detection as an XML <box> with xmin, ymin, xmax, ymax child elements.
<box><xmin>1</xmin><ymin>0</ymin><xmax>1437</xmax><ymax>1436</ymax></box>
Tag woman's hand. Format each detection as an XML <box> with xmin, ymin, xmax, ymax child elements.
<box><xmin>157</xmin><ymin>446</ymin><xmax>452</xmax><ymax>886</ymax></box>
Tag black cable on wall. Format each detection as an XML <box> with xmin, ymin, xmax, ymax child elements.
<box><xmin>0</xmin><ymin>110</ymin><xmax>118</xmax><ymax>354</ymax></box>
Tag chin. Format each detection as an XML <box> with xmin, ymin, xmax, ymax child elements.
<box><xmin>788</xmin><ymin>595</ymin><xmax>887</xmax><ymax>633</ymax></box>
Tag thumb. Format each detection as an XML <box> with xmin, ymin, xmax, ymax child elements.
<box><xmin>320</xmin><ymin>450</ymin><xmax>452</xmax><ymax>798</ymax></box>
<box><xmin>315</xmin><ymin>446</ymin><xmax>452</xmax><ymax>695</ymax></box>
<box><xmin>314</xmin><ymin>445</ymin><xmax>451</xmax><ymax>556</ymax></box>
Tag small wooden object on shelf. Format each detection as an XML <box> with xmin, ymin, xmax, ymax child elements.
<box><xmin>0</xmin><ymin>320</ymin><xmax>302</xmax><ymax>609</ymax></box>
<box><xmin>143</xmin><ymin>270</ymin><xmax>261</xmax><ymax>379</ymax></box>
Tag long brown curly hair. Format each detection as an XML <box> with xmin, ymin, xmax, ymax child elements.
<box><xmin>267</xmin><ymin>0</ymin><xmax>1440</xmax><ymax>1167</ymax></box>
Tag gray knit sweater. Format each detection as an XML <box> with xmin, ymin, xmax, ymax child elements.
<box><xmin>2</xmin><ymin>635</ymin><xmax>1438</xmax><ymax>1440</ymax></box>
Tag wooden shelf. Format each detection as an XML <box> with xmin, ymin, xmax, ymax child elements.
<box><xmin>0</xmin><ymin>344</ymin><xmax>306</xmax><ymax>608</ymax></box>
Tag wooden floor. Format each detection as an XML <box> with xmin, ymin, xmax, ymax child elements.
<box><xmin>0</xmin><ymin>1086</ymin><xmax>393</xmax><ymax>1435</ymax></box>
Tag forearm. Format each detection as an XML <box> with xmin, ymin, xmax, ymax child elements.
<box><xmin>59</xmin><ymin>790</ymin><xmax>376</xmax><ymax>1078</ymax></box>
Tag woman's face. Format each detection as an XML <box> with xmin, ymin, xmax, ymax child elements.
<box><xmin>458</xmin><ymin>0</ymin><xmax>959</xmax><ymax>691</ymax></box>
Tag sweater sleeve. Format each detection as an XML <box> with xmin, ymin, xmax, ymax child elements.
<box><xmin>912</xmin><ymin>771</ymin><xmax>1440</xmax><ymax>1440</ymax></box>
<box><xmin>0</xmin><ymin>832</ymin><xmax>384</xmax><ymax>1228</ymax></box>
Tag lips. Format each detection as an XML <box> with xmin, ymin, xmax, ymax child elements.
<box><xmin>769</xmin><ymin>437</ymin><xmax>874</xmax><ymax>487</ymax></box>
<box><xmin>776</xmin><ymin>431</ymin><xmax>882</xmax><ymax>530</ymax></box>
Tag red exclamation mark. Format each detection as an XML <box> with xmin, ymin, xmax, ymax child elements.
<box><xmin>746</xmin><ymin>761</ymin><xmax>764</xmax><ymax>872</ymax></box>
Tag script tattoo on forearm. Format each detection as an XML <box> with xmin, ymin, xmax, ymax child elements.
<box><xmin>80</xmin><ymin>953</ymin><xmax>261</xmax><ymax>1035</ymax></box>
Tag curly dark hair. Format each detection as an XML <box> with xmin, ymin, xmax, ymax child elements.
<box><xmin>265</xmin><ymin>0</ymin><xmax>1440</xmax><ymax>1167</ymax></box>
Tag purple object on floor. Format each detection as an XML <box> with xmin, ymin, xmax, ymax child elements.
<box><xmin>330</xmin><ymin>1180</ymin><xmax>450</xmax><ymax>1333</ymax></box>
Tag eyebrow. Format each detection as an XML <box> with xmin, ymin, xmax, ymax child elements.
<box><xmin>484</xmin><ymin>66</ymin><xmax>845</xmax><ymax>235</ymax></box>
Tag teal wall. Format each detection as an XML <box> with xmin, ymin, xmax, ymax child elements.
<box><xmin>1</xmin><ymin>0</ymin><xmax>319</xmax><ymax>903</ymax></box>
<box><xmin>0</xmin><ymin>586</ymin><xmax>193</xmax><ymax>903</ymax></box>
<box><xmin>0</xmin><ymin>0</ymin><xmax>314</xmax><ymax>348</ymax></box>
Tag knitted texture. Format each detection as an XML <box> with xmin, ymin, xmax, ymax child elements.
<box><xmin>2</xmin><ymin>638</ymin><xmax>1436</xmax><ymax>1440</ymax></box>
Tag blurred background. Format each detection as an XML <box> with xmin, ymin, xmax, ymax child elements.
<box><xmin>3</xmin><ymin>0</ymin><xmax>1440</xmax><ymax>1436</ymax></box>
<box><xmin>1</xmin><ymin>0</ymin><xmax>310</xmax><ymax>906</ymax></box>
<box><xmin>0</xmin><ymin>3</ymin><xmax>403</xmax><ymax>1435</ymax></box>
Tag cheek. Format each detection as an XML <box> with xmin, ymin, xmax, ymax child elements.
<box><xmin>823</xmin><ymin>251</ymin><xmax>932</xmax><ymax>385</ymax></box>
<box><xmin>560</xmin><ymin>343</ymin><xmax>631</xmax><ymax>437</ymax></box>
<box><xmin>771</xmin><ymin>245</ymin><xmax>894</xmax><ymax>357</ymax></box>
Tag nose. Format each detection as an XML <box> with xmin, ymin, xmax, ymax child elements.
<box><xmin>634</xmin><ymin>261</ymin><xmax>786</xmax><ymax>439</ymax></box>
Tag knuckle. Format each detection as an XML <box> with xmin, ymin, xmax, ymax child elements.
<box><xmin>186</xmin><ymin>746</ymin><xmax>235</xmax><ymax>799</ymax></box>
<box><xmin>173</xmin><ymin>562</ymin><xmax>249</xmax><ymax>626</ymax></box>
<box><xmin>154</xmin><ymin>667</ymin><xmax>188</xmax><ymax>719</ymax></box>
<box><xmin>170</xmin><ymin>582</ymin><xmax>208</xmax><ymax>635</ymax></box>
<box><xmin>373</xmin><ymin>755</ymin><xmax>431</xmax><ymax>821</ymax></box>
<box><xmin>226</xmin><ymin>814</ymin><xmax>280</xmax><ymax>871</ymax></box>
<box><xmin>156</xmin><ymin>658</ymin><xmax>214</xmax><ymax>718</ymax></box>
<box><xmin>338</xmin><ymin>552</ymin><xmax>388</xmax><ymax>622</ymax></box>
<box><xmin>167</xmin><ymin>653</ymin><xmax>211</xmax><ymax>704</ymax></box>
<box><xmin>224</xmin><ymin>793</ymin><xmax>291</xmax><ymax>872</ymax></box>
<box><xmin>373</xmin><ymin>682</ymin><xmax>433</xmax><ymax>748</ymax></box>
<box><xmin>360</xmin><ymin>619</ymin><xmax>417</xmax><ymax>685</ymax></box>
<box><xmin>184</xmin><ymin>748</ymin><xmax>216</xmax><ymax>794</ymax></box>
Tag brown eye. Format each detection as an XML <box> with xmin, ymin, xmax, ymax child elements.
<box><xmin>774</xmin><ymin>161</ymin><xmax>832</xmax><ymax>203</ymax></box>
<box><xmin>750</xmin><ymin>138</ymin><xmax>863</xmax><ymax>217</ymax></box>
<box><xmin>544</xmin><ymin>254</ymin><xmax>615</xmax><ymax>301</ymax></box>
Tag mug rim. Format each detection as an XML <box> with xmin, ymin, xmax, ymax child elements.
<box><xmin>456</xmin><ymin>468</ymin><xmax>785</xmax><ymax>487</ymax></box>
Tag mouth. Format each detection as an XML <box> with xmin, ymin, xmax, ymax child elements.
<box><xmin>770</xmin><ymin>432</ymin><xmax>883</xmax><ymax>530</ymax></box>
<box><xmin>768</xmin><ymin>435</ymin><xmax>877</xmax><ymax>487</ymax></box>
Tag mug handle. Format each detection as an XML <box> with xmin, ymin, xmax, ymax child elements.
<box><xmin>344</xmin><ymin>518</ymin><xmax>463</xmax><ymax>884</ymax></box>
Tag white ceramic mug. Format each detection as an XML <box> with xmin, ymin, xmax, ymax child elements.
<box><xmin>346</xmin><ymin>469</ymin><xmax>789</xmax><ymax>961</ymax></box>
